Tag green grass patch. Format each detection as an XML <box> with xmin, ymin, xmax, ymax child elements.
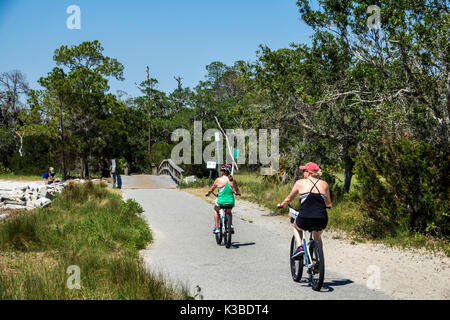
<box><xmin>0</xmin><ymin>173</ymin><xmax>43</xmax><ymax>181</ymax></box>
<box><xmin>0</xmin><ymin>181</ymin><xmax>193</xmax><ymax>299</ymax></box>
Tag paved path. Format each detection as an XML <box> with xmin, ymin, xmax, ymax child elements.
<box><xmin>122</xmin><ymin>175</ymin><xmax>391</xmax><ymax>300</ymax></box>
<box><xmin>121</xmin><ymin>174</ymin><xmax>177</xmax><ymax>189</ymax></box>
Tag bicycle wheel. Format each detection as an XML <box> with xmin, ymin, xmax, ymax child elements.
<box><xmin>215</xmin><ymin>219</ymin><xmax>223</xmax><ymax>245</ymax></box>
<box><xmin>308</xmin><ymin>240</ymin><xmax>325</xmax><ymax>291</ymax></box>
<box><xmin>224</xmin><ymin>214</ymin><xmax>232</xmax><ymax>248</ymax></box>
<box><xmin>290</xmin><ymin>236</ymin><xmax>303</xmax><ymax>282</ymax></box>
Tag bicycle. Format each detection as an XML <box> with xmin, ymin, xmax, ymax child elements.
<box><xmin>207</xmin><ymin>192</ymin><xmax>240</xmax><ymax>249</ymax></box>
<box><xmin>288</xmin><ymin>204</ymin><xmax>325</xmax><ymax>291</ymax></box>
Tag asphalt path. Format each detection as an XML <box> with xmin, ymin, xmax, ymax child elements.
<box><xmin>122</xmin><ymin>175</ymin><xmax>391</xmax><ymax>300</ymax></box>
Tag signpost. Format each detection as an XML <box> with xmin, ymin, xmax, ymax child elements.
<box><xmin>232</xmin><ymin>148</ymin><xmax>239</xmax><ymax>175</ymax></box>
<box><xmin>207</xmin><ymin>161</ymin><xmax>217</xmax><ymax>182</ymax></box>
<box><xmin>215</xmin><ymin>132</ymin><xmax>221</xmax><ymax>176</ymax></box>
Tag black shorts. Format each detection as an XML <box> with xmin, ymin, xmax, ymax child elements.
<box><xmin>294</xmin><ymin>216</ymin><xmax>328</xmax><ymax>231</ymax></box>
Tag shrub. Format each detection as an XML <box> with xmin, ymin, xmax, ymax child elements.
<box><xmin>0</xmin><ymin>162</ymin><xmax>12</xmax><ymax>175</ymax></box>
<box><xmin>354</xmin><ymin>137</ymin><xmax>449</xmax><ymax>239</ymax></box>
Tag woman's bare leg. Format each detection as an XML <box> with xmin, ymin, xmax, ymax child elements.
<box><xmin>293</xmin><ymin>222</ymin><xmax>303</xmax><ymax>248</ymax></box>
<box><xmin>312</xmin><ymin>230</ymin><xmax>323</xmax><ymax>247</ymax></box>
<box><xmin>225</xmin><ymin>209</ymin><xmax>232</xmax><ymax>224</ymax></box>
<box><xmin>214</xmin><ymin>206</ymin><xmax>220</xmax><ymax>227</ymax></box>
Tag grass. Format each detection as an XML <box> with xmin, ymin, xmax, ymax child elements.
<box><xmin>0</xmin><ymin>181</ymin><xmax>194</xmax><ymax>299</ymax></box>
<box><xmin>0</xmin><ymin>173</ymin><xmax>43</xmax><ymax>181</ymax></box>
<box><xmin>0</xmin><ymin>173</ymin><xmax>111</xmax><ymax>182</ymax></box>
<box><xmin>180</xmin><ymin>171</ymin><xmax>450</xmax><ymax>257</ymax></box>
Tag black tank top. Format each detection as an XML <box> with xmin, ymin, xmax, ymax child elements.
<box><xmin>298</xmin><ymin>179</ymin><xmax>327</xmax><ymax>219</ymax></box>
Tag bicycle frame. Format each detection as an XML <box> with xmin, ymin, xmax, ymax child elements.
<box><xmin>212</xmin><ymin>192</ymin><xmax>230</xmax><ymax>231</ymax></box>
<box><xmin>210</xmin><ymin>192</ymin><xmax>234</xmax><ymax>248</ymax></box>
<box><xmin>218</xmin><ymin>207</ymin><xmax>227</xmax><ymax>233</ymax></box>
<box><xmin>288</xmin><ymin>204</ymin><xmax>326</xmax><ymax>290</ymax></box>
<box><xmin>289</xmin><ymin>206</ymin><xmax>314</xmax><ymax>268</ymax></box>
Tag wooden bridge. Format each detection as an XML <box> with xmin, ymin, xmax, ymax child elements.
<box><xmin>158</xmin><ymin>159</ymin><xmax>184</xmax><ymax>184</ymax></box>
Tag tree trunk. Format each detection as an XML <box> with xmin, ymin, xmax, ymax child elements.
<box><xmin>61</xmin><ymin>145</ymin><xmax>67</xmax><ymax>181</ymax></box>
<box><xmin>59</xmin><ymin>112</ymin><xmax>67</xmax><ymax>181</ymax></box>
<box><xmin>148</xmin><ymin>112</ymin><xmax>151</xmax><ymax>153</ymax></box>
<box><xmin>81</xmin><ymin>157</ymin><xmax>89</xmax><ymax>179</ymax></box>
<box><xmin>342</xmin><ymin>143</ymin><xmax>354</xmax><ymax>194</ymax></box>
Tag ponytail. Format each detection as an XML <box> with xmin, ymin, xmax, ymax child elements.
<box><xmin>228</xmin><ymin>174</ymin><xmax>234</xmax><ymax>182</ymax></box>
<box><xmin>309</xmin><ymin>170</ymin><xmax>322</xmax><ymax>178</ymax></box>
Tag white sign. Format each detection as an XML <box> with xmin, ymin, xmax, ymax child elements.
<box><xmin>206</xmin><ymin>161</ymin><xmax>217</xmax><ymax>169</ymax></box>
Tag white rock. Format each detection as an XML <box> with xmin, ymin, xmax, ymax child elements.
<box><xmin>0</xmin><ymin>213</ymin><xmax>9</xmax><ymax>220</ymax></box>
<box><xmin>38</xmin><ymin>190</ymin><xmax>54</xmax><ymax>200</ymax></box>
<box><xmin>4</xmin><ymin>200</ymin><xmax>26</xmax><ymax>206</ymax></box>
<box><xmin>4</xmin><ymin>204</ymin><xmax>26</xmax><ymax>210</ymax></box>
<box><xmin>38</xmin><ymin>198</ymin><xmax>52</xmax><ymax>208</ymax></box>
<box><xmin>2</xmin><ymin>195</ymin><xmax>25</xmax><ymax>202</ymax></box>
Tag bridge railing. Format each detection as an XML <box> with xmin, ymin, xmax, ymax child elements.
<box><xmin>158</xmin><ymin>159</ymin><xmax>184</xmax><ymax>184</ymax></box>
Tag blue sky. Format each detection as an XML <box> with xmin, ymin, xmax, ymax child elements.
<box><xmin>0</xmin><ymin>0</ymin><xmax>313</xmax><ymax>97</ymax></box>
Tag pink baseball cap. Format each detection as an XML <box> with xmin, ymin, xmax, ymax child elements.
<box><xmin>299</xmin><ymin>162</ymin><xmax>320</xmax><ymax>172</ymax></box>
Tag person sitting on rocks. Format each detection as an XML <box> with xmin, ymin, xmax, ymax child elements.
<box><xmin>42</xmin><ymin>167</ymin><xmax>55</xmax><ymax>185</ymax></box>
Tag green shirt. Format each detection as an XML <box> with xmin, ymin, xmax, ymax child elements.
<box><xmin>216</xmin><ymin>180</ymin><xmax>235</xmax><ymax>206</ymax></box>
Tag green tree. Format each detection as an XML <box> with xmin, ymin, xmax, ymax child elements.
<box><xmin>37</xmin><ymin>68</ymin><xmax>71</xmax><ymax>180</ymax></box>
<box><xmin>52</xmin><ymin>41</ymin><xmax>125</xmax><ymax>178</ymax></box>
<box><xmin>136</xmin><ymin>66</ymin><xmax>159</xmax><ymax>154</ymax></box>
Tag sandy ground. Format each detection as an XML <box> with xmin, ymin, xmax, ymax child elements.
<box><xmin>187</xmin><ymin>188</ymin><xmax>450</xmax><ymax>300</ymax></box>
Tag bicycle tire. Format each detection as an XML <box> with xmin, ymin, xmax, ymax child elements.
<box><xmin>215</xmin><ymin>219</ymin><xmax>223</xmax><ymax>245</ymax></box>
<box><xmin>309</xmin><ymin>240</ymin><xmax>325</xmax><ymax>291</ymax></box>
<box><xmin>225</xmin><ymin>214</ymin><xmax>232</xmax><ymax>248</ymax></box>
<box><xmin>290</xmin><ymin>236</ymin><xmax>303</xmax><ymax>282</ymax></box>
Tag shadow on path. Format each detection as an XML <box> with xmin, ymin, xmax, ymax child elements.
<box><xmin>229</xmin><ymin>242</ymin><xmax>256</xmax><ymax>249</ymax></box>
<box><xmin>297</xmin><ymin>278</ymin><xmax>354</xmax><ymax>292</ymax></box>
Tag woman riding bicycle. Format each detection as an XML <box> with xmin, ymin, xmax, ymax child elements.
<box><xmin>277</xmin><ymin>162</ymin><xmax>331</xmax><ymax>258</ymax></box>
<box><xmin>205</xmin><ymin>164</ymin><xmax>241</xmax><ymax>234</ymax></box>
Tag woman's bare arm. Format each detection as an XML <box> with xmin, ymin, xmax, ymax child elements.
<box><xmin>233</xmin><ymin>180</ymin><xmax>241</xmax><ymax>194</ymax></box>
<box><xmin>205</xmin><ymin>178</ymin><xmax>218</xmax><ymax>195</ymax></box>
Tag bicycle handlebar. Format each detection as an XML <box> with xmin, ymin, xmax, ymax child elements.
<box><xmin>206</xmin><ymin>192</ymin><xmax>241</xmax><ymax>198</ymax></box>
